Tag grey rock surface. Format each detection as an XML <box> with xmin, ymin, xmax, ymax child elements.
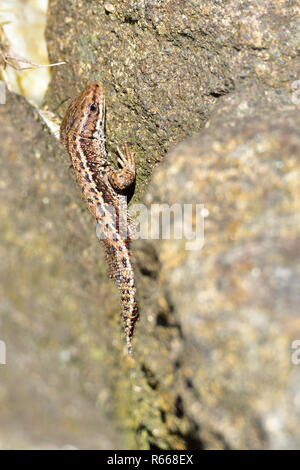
<box><xmin>144</xmin><ymin>82</ymin><xmax>300</xmax><ymax>449</ymax></box>
<box><xmin>0</xmin><ymin>90</ymin><xmax>121</xmax><ymax>449</ymax></box>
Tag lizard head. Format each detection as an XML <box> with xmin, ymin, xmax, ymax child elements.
<box><xmin>60</xmin><ymin>82</ymin><xmax>105</xmax><ymax>144</ymax></box>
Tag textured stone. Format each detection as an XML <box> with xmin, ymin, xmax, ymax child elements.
<box><xmin>0</xmin><ymin>90</ymin><xmax>122</xmax><ymax>449</ymax></box>
<box><xmin>46</xmin><ymin>0</ymin><xmax>299</xmax><ymax>204</ymax></box>
<box><xmin>144</xmin><ymin>82</ymin><xmax>300</xmax><ymax>449</ymax></box>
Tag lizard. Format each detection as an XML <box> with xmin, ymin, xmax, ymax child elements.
<box><xmin>60</xmin><ymin>81</ymin><xmax>139</xmax><ymax>355</ymax></box>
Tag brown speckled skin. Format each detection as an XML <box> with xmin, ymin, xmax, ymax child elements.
<box><xmin>60</xmin><ymin>82</ymin><xmax>138</xmax><ymax>354</ymax></box>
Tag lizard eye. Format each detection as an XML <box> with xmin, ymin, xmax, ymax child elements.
<box><xmin>90</xmin><ymin>103</ymin><xmax>98</xmax><ymax>113</ymax></box>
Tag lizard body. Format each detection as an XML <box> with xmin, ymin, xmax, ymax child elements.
<box><xmin>60</xmin><ymin>82</ymin><xmax>138</xmax><ymax>354</ymax></box>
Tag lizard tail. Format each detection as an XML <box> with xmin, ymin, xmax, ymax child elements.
<box><xmin>124</xmin><ymin>300</ymin><xmax>139</xmax><ymax>356</ymax></box>
<box><xmin>102</xmin><ymin>238</ymin><xmax>139</xmax><ymax>354</ymax></box>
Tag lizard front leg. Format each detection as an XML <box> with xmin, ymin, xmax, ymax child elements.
<box><xmin>108</xmin><ymin>142</ymin><xmax>136</xmax><ymax>191</ymax></box>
